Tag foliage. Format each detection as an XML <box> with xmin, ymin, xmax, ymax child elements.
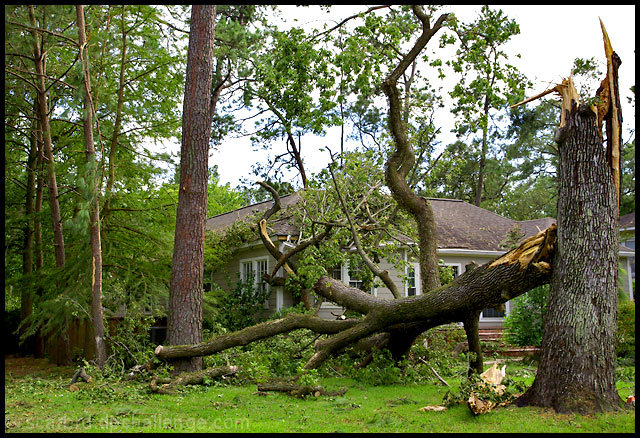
<box><xmin>102</xmin><ymin>311</ymin><xmax>156</xmax><ymax>373</ymax></box>
<box><xmin>444</xmin><ymin>6</ymin><xmax>530</xmax><ymax>206</ymax></box>
<box><xmin>352</xmin><ymin>349</ymin><xmax>403</xmax><ymax>386</ymax></box>
<box><xmin>503</xmin><ymin>285</ymin><xmax>549</xmax><ymax>347</ymax></box>
<box><xmin>616</xmin><ymin>300</ymin><xmax>635</xmax><ymax>361</ymax></box>
<box><xmin>209</xmin><ymin>278</ymin><xmax>272</xmax><ymax>333</ymax></box>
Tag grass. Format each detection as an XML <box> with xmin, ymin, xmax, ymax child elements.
<box><xmin>4</xmin><ymin>356</ymin><xmax>635</xmax><ymax>433</ymax></box>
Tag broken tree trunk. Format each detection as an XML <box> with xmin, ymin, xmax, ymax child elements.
<box><xmin>513</xmin><ymin>20</ymin><xmax>623</xmax><ymax>414</ymax></box>
<box><xmin>155</xmin><ymin>225</ymin><xmax>556</xmax><ymax>369</ymax></box>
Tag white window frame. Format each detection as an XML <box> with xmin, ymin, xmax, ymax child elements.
<box><xmin>239</xmin><ymin>256</ymin><xmax>270</xmax><ymax>309</ymax></box>
<box><xmin>404</xmin><ymin>262</ymin><xmax>421</xmax><ymax>297</ymax></box>
<box><xmin>322</xmin><ymin>261</ymin><xmax>376</xmax><ymax>309</ymax></box>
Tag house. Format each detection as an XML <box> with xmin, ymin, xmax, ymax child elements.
<box><xmin>206</xmin><ymin>194</ymin><xmax>635</xmax><ymax>329</ymax></box>
<box><xmin>620</xmin><ymin>212</ymin><xmax>635</xmax><ymax>296</ymax></box>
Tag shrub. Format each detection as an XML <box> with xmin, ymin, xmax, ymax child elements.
<box><xmin>503</xmin><ymin>285</ymin><xmax>548</xmax><ymax>347</ymax></box>
<box><xmin>616</xmin><ymin>300</ymin><xmax>635</xmax><ymax>361</ymax></box>
<box><xmin>211</xmin><ymin>278</ymin><xmax>271</xmax><ymax>332</ymax></box>
<box><xmin>353</xmin><ymin>349</ymin><xmax>402</xmax><ymax>386</ymax></box>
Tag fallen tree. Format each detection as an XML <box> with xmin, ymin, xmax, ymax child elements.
<box><xmin>155</xmin><ymin>224</ymin><xmax>556</xmax><ymax>370</ymax></box>
<box><xmin>154</xmin><ymin>5</ymin><xmax>557</xmax><ymax>374</ymax></box>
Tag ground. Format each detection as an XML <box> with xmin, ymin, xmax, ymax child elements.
<box><xmin>4</xmin><ymin>355</ymin><xmax>635</xmax><ymax>433</ymax></box>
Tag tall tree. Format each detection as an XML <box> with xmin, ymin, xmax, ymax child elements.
<box><xmin>26</xmin><ymin>5</ymin><xmax>67</xmax><ymax>269</ymax></box>
<box><xmin>167</xmin><ymin>4</ymin><xmax>217</xmax><ymax>373</ymax></box>
<box><xmin>515</xmin><ymin>22</ymin><xmax>623</xmax><ymax>413</ymax></box>
<box><xmin>447</xmin><ymin>5</ymin><xmax>529</xmax><ymax>206</ymax></box>
<box><xmin>76</xmin><ymin>4</ymin><xmax>107</xmax><ymax>369</ymax></box>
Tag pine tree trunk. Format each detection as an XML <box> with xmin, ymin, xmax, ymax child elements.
<box><xmin>517</xmin><ymin>102</ymin><xmax>621</xmax><ymax>413</ymax></box>
<box><xmin>28</xmin><ymin>5</ymin><xmax>65</xmax><ymax>270</ymax></box>
<box><xmin>76</xmin><ymin>5</ymin><xmax>107</xmax><ymax>369</ymax></box>
<box><xmin>20</xmin><ymin>103</ymin><xmax>38</xmax><ymax>354</ymax></box>
<box><xmin>28</xmin><ymin>5</ymin><xmax>70</xmax><ymax>364</ymax></box>
<box><xmin>166</xmin><ymin>5</ymin><xmax>217</xmax><ymax>374</ymax></box>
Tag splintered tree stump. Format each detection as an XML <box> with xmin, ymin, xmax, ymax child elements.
<box><xmin>150</xmin><ymin>365</ymin><xmax>238</xmax><ymax>395</ymax></box>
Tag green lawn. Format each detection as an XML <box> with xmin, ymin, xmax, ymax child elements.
<box><xmin>4</xmin><ymin>357</ymin><xmax>635</xmax><ymax>433</ymax></box>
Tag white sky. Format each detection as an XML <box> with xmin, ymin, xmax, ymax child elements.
<box><xmin>161</xmin><ymin>5</ymin><xmax>636</xmax><ymax>188</ymax></box>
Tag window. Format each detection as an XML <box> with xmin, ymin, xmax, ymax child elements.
<box><xmin>240</xmin><ymin>257</ymin><xmax>270</xmax><ymax>303</ymax></box>
<box><xmin>406</xmin><ymin>266</ymin><xmax>416</xmax><ymax>296</ymax></box>
<box><xmin>328</xmin><ymin>262</ymin><xmax>373</xmax><ymax>294</ymax></box>
<box><xmin>482</xmin><ymin>307</ymin><xmax>506</xmax><ymax>318</ymax></box>
<box><xmin>348</xmin><ymin>264</ymin><xmax>365</xmax><ymax>290</ymax></box>
<box><xmin>331</xmin><ymin>265</ymin><xmax>343</xmax><ymax>281</ymax></box>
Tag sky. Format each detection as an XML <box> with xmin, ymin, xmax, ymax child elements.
<box><xmin>159</xmin><ymin>5</ymin><xmax>636</xmax><ymax>189</ymax></box>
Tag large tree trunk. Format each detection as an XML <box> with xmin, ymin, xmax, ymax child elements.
<box><xmin>76</xmin><ymin>4</ymin><xmax>107</xmax><ymax>369</ymax></box>
<box><xmin>28</xmin><ymin>5</ymin><xmax>70</xmax><ymax>365</ymax></box>
<box><xmin>516</xmin><ymin>23</ymin><xmax>622</xmax><ymax>414</ymax></box>
<box><xmin>517</xmin><ymin>98</ymin><xmax>621</xmax><ymax>414</ymax></box>
<box><xmin>20</xmin><ymin>102</ymin><xmax>39</xmax><ymax>355</ymax></box>
<box><xmin>166</xmin><ymin>4</ymin><xmax>217</xmax><ymax>374</ymax></box>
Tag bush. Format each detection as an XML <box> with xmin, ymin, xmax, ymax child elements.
<box><xmin>503</xmin><ymin>285</ymin><xmax>548</xmax><ymax>347</ymax></box>
<box><xmin>103</xmin><ymin>311</ymin><xmax>156</xmax><ymax>375</ymax></box>
<box><xmin>353</xmin><ymin>349</ymin><xmax>402</xmax><ymax>386</ymax></box>
<box><xmin>211</xmin><ymin>278</ymin><xmax>271</xmax><ymax>332</ymax></box>
<box><xmin>616</xmin><ymin>300</ymin><xmax>635</xmax><ymax>361</ymax></box>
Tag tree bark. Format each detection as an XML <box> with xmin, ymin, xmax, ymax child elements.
<box><xmin>76</xmin><ymin>4</ymin><xmax>107</xmax><ymax>369</ymax></box>
<box><xmin>517</xmin><ymin>102</ymin><xmax>621</xmax><ymax>414</ymax></box>
<box><xmin>515</xmin><ymin>23</ymin><xmax>623</xmax><ymax>414</ymax></box>
<box><xmin>28</xmin><ymin>4</ymin><xmax>70</xmax><ymax>364</ymax></box>
<box><xmin>463</xmin><ymin>310</ymin><xmax>483</xmax><ymax>375</ymax></box>
<box><xmin>166</xmin><ymin>4</ymin><xmax>217</xmax><ymax>374</ymax></box>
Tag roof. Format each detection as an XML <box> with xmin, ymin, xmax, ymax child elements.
<box><xmin>206</xmin><ymin>193</ymin><xmax>301</xmax><ymax>236</ymax></box>
<box><xmin>206</xmin><ymin>194</ymin><xmax>634</xmax><ymax>255</ymax></box>
<box><xmin>427</xmin><ymin>198</ymin><xmax>553</xmax><ymax>251</ymax></box>
<box><xmin>205</xmin><ymin>193</ymin><xmax>559</xmax><ymax>252</ymax></box>
<box><xmin>620</xmin><ymin>212</ymin><xmax>635</xmax><ymax>230</ymax></box>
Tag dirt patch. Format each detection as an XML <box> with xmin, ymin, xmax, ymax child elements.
<box><xmin>5</xmin><ymin>355</ymin><xmax>76</xmax><ymax>379</ymax></box>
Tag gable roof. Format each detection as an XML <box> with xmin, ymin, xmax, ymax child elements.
<box><xmin>620</xmin><ymin>212</ymin><xmax>635</xmax><ymax>230</ymax></box>
<box><xmin>206</xmin><ymin>193</ymin><xmax>302</xmax><ymax>236</ymax></box>
<box><xmin>205</xmin><ymin>193</ymin><xmax>559</xmax><ymax>252</ymax></box>
<box><xmin>428</xmin><ymin>198</ymin><xmax>547</xmax><ymax>251</ymax></box>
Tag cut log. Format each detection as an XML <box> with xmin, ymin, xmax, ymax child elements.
<box><xmin>257</xmin><ymin>381</ymin><xmax>347</xmax><ymax>398</ymax></box>
<box><xmin>150</xmin><ymin>365</ymin><xmax>238</xmax><ymax>395</ymax></box>
<box><xmin>69</xmin><ymin>368</ymin><xmax>91</xmax><ymax>385</ymax></box>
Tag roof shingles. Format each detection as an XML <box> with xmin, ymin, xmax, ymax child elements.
<box><xmin>205</xmin><ymin>194</ymin><xmax>560</xmax><ymax>252</ymax></box>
